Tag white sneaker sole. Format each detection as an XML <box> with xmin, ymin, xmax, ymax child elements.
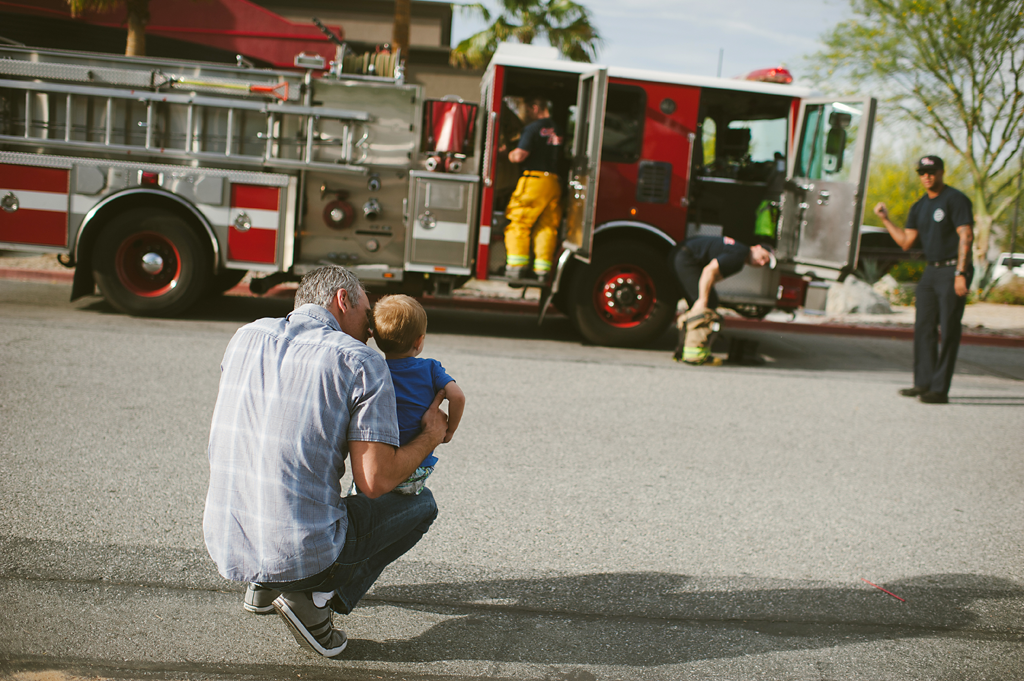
<box><xmin>273</xmin><ymin>597</ymin><xmax>348</xmax><ymax>659</ymax></box>
<box><xmin>243</xmin><ymin>601</ymin><xmax>276</xmax><ymax>614</ymax></box>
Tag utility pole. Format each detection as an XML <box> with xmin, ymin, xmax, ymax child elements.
<box><xmin>717</xmin><ymin>48</ymin><xmax>723</xmax><ymax>77</ymax></box>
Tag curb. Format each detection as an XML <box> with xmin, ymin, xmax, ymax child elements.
<box><xmin>720</xmin><ymin>316</ymin><xmax>1024</xmax><ymax>348</ymax></box>
<box><xmin>0</xmin><ymin>267</ymin><xmax>75</xmax><ymax>284</ymax></box>
<box><xmin>4</xmin><ymin>267</ymin><xmax>1022</xmax><ymax>347</ymax></box>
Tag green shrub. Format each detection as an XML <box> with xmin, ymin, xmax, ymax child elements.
<box><xmin>887</xmin><ymin>284</ymin><xmax>916</xmax><ymax>306</ymax></box>
<box><xmin>889</xmin><ymin>260</ymin><xmax>926</xmax><ymax>283</ymax></box>
<box><xmin>985</xmin><ymin>277</ymin><xmax>1024</xmax><ymax>305</ymax></box>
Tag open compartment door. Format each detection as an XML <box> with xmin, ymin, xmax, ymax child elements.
<box><xmin>778</xmin><ymin>97</ymin><xmax>876</xmax><ymax>278</ymax></box>
<box><xmin>563</xmin><ymin>67</ymin><xmax>608</xmax><ymax>263</ymax></box>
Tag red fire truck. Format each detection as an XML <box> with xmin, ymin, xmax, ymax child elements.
<box><xmin>0</xmin><ymin>42</ymin><xmax>875</xmax><ymax>347</ymax></box>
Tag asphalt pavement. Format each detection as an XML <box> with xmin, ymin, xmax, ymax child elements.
<box><xmin>1</xmin><ymin>277</ymin><xmax>1022</xmax><ymax>681</ymax></box>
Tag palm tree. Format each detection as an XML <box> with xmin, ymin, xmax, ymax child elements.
<box><xmin>450</xmin><ymin>0</ymin><xmax>601</xmax><ymax>69</ymax></box>
<box><xmin>393</xmin><ymin>0</ymin><xmax>411</xmax><ymax>54</ymax></box>
<box><xmin>67</xmin><ymin>0</ymin><xmax>150</xmax><ymax>57</ymax></box>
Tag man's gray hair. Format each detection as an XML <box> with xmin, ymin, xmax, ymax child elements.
<box><xmin>293</xmin><ymin>266</ymin><xmax>364</xmax><ymax>310</ymax></box>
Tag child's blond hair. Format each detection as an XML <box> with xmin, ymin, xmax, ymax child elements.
<box><xmin>373</xmin><ymin>294</ymin><xmax>428</xmax><ymax>354</ymax></box>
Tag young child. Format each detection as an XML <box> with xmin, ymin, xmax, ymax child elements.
<box><xmin>372</xmin><ymin>294</ymin><xmax>465</xmax><ymax>495</ymax></box>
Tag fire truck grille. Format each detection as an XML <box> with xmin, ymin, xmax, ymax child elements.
<box><xmin>635</xmin><ymin>161</ymin><xmax>672</xmax><ymax>204</ymax></box>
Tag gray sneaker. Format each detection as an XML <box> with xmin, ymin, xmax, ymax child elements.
<box><xmin>273</xmin><ymin>593</ymin><xmax>348</xmax><ymax>659</ymax></box>
<box><xmin>243</xmin><ymin>583</ymin><xmax>280</xmax><ymax>614</ymax></box>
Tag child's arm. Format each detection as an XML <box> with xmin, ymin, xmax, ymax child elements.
<box><xmin>441</xmin><ymin>380</ymin><xmax>465</xmax><ymax>444</ymax></box>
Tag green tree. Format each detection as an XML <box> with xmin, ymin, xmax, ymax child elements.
<box><xmin>809</xmin><ymin>0</ymin><xmax>1024</xmax><ymax>285</ymax></box>
<box><xmin>864</xmin><ymin>140</ymin><xmax>970</xmax><ymax>228</ymax></box>
<box><xmin>450</xmin><ymin>0</ymin><xmax>601</xmax><ymax>69</ymax></box>
<box><xmin>68</xmin><ymin>0</ymin><xmax>149</xmax><ymax>56</ymax></box>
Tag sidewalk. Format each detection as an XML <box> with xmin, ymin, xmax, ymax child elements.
<box><xmin>3</xmin><ymin>251</ymin><xmax>1023</xmax><ymax>346</ymax></box>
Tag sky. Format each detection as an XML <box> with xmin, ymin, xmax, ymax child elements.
<box><xmin>449</xmin><ymin>0</ymin><xmax>854</xmax><ymax>88</ymax></box>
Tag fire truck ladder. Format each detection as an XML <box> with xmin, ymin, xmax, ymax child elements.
<box><xmin>0</xmin><ymin>59</ymin><xmax>372</xmax><ymax>175</ymax></box>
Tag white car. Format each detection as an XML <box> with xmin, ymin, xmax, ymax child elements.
<box><xmin>991</xmin><ymin>252</ymin><xmax>1024</xmax><ymax>280</ymax></box>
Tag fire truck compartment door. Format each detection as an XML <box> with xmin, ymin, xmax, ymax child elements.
<box><xmin>564</xmin><ymin>67</ymin><xmax>608</xmax><ymax>263</ymax></box>
<box><xmin>406</xmin><ymin>171</ymin><xmax>478</xmax><ymax>275</ymax></box>
<box><xmin>0</xmin><ymin>160</ymin><xmax>71</xmax><ymax>251</ymax></box>
<box><xmin>780</xmin><ymin>97</ymin><xmax>876</xmax><ymax>278</ymax></box>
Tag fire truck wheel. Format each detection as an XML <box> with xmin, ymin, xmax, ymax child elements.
<box><xmin>93</xmin><ymin>208</ymin><xmax>212</xmax><ymax>317</ymax></box>
<box><xmin>568</xmin><ymin>241</ymin><xmax>676</xmax><ymax>347</ymax></box>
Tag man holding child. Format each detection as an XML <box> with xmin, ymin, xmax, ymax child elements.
<box><xmin>203</xmin><ymin>266</ymin><xmax>461</xmax><ymax>659</ymax></box>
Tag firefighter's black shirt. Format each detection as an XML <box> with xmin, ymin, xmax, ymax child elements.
<box><xmin>684</xmin><ymin>236</ymin><xmax>750</xmax><ymax>278</ymax></box>
<box><xmin>517</xmin><ymin>117</ymin><xmax>563</xmax><ymax>174</ymax></box>
<box><xmin>906</xmin><ymin>186</ymin><xmax>973</xmax><ymax>262</ymax></box>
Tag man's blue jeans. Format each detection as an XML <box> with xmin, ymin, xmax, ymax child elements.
<box><xmin>264</xmin><ymin>489</ymin><xmax>437</xmax><ymax>614</ymax></box>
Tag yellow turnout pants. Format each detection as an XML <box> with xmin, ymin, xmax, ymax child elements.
<box><xmin>504</xmin><ymin>172</ymin><xmax>562</xmax><ymax>273</ymax></box>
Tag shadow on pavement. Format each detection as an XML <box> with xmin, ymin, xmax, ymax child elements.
<box><xmin>359</xmin><ymin>572</ymin><xmax>1023</xmax><ymax>666</ymax></box>
<box><xmin>948</xmin><ymin>396</ymin><xmax>1024</xmax><ymax>406</ymax></box>
<box><xmin>3</xmin><ymin>536</ymin><xmax>1021</xmax><ymax>673</ymax></box>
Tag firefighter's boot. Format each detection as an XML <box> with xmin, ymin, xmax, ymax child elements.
<box><xmin>674</xmin><ymin>309</ymin><xmax>722</xmax><ymax>365</ymax></box>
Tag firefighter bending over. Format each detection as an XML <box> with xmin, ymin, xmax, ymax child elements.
<box><xmin>669</xmin><ymin>236</ymin><xmax>776</xmax><ymax>364</ymax></box>
<box><xmin>504</xmin><ymin>96</ymin><xmax>564</xmax><ymax>280</ymax></box>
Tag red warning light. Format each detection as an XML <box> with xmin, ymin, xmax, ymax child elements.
<box><xmin>744</xmin><ymin>67</ymin><xmax>794</xmax><ymax>84</ymax></box>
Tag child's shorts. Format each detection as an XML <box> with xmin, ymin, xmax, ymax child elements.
<box><xmin>394</xmin><ymin>466</ymin><xmax>434</xmax><ymax>495</ymax></box>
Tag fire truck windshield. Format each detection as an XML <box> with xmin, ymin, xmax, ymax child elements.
<box><xmin>701</xmin><ymin>115</ymin><xmax>788</xmax><ymax>182</ymax></box>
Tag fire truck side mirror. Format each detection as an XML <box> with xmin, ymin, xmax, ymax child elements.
<box><xmin>823</xmin><ymin>126</ymin><xmax>846</xmax><ymax>175</ymax></box>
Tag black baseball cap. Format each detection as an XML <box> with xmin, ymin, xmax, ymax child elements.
<box><xmin>916</xmin><ymin>155</ymin><xmax>944</xmax><ymax>173</ymax></box>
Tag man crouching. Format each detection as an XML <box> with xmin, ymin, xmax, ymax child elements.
<box><xmin>203</xmin><ymin>266</ymin><xmax>447</xmax><ymax>658</ymax></box>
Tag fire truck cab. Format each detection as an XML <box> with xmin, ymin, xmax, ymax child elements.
<box><xmin>480</xmin><ymin>44</ymin><xmax>876</xmax><ymax>346</ymax></box>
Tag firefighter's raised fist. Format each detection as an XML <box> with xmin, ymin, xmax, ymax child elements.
<box><xmin>873</xmin><ymin>202</ymin><xmax>889</xmax><ymax>219</ymax></box>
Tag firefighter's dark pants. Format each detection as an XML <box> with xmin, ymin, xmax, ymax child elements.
<box><xmin>671</xmin><ymin>246</ymin><xmax>719</xmax><ymax>310</ymax></box>
<box><xmin>913</xmin><ymin>264</ymin><xmax>969</xmax><ymax>395</ymax></box>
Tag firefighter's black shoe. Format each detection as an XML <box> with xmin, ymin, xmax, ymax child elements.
<box><xmin>899</xmin><ymin>386</ymin><xmax>927</xmax><ymax>397</ymax></box>
<box><xmin>919</xmin><ymin>391</ymin><xmax>949</xmax><ymax>404</ymax></box>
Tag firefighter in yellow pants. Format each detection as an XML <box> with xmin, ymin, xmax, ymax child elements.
<box><xmin>505</xmin><ymin>171</ymin><xmax>562</xmax><ymax>277</ymax></box>
<box><xmin>505</xmin><ymin>96</ymin><xmax>564</xmax><ymax>279</ymax></box>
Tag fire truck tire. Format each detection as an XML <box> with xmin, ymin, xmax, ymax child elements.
<box><xmin>568</xmin><ymin>241</ymin><xmax>676</xmax><ymax>347</ymax></box>
<box><xmin>208</xmin><ymin>268</ymin><xmax>248</xmax><ymax>296</ymax></box>
<box><xmin>92</xmin><ymin>208</ymin><xmax>212</xmax><ymax>317</ymax></box>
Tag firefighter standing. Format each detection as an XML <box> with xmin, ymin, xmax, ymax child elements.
<box><xmin>873</xmin><ymin>155</ymin><xmax>974</xmax><ymax>404</ymax></box>
<box><xmin>670</xmin><ymin>236</ymin><xmax>776</xmax><ymax>364</ymax></box>
<box><xmin>504</xmin><ymin>96</ymin><xmax>564</xmax><ymax>279</ymax></box>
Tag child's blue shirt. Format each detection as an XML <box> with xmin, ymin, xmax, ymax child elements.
<box><xmin>385</xmin><ymin>356</ymin><xmax>453</xmax><ymax>467</ymax></box>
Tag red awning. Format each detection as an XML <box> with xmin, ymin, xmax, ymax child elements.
<box><xmin>2</xmin><ymin>0</ymin><xmax>342</xmax><ymax>69</ymax></box>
